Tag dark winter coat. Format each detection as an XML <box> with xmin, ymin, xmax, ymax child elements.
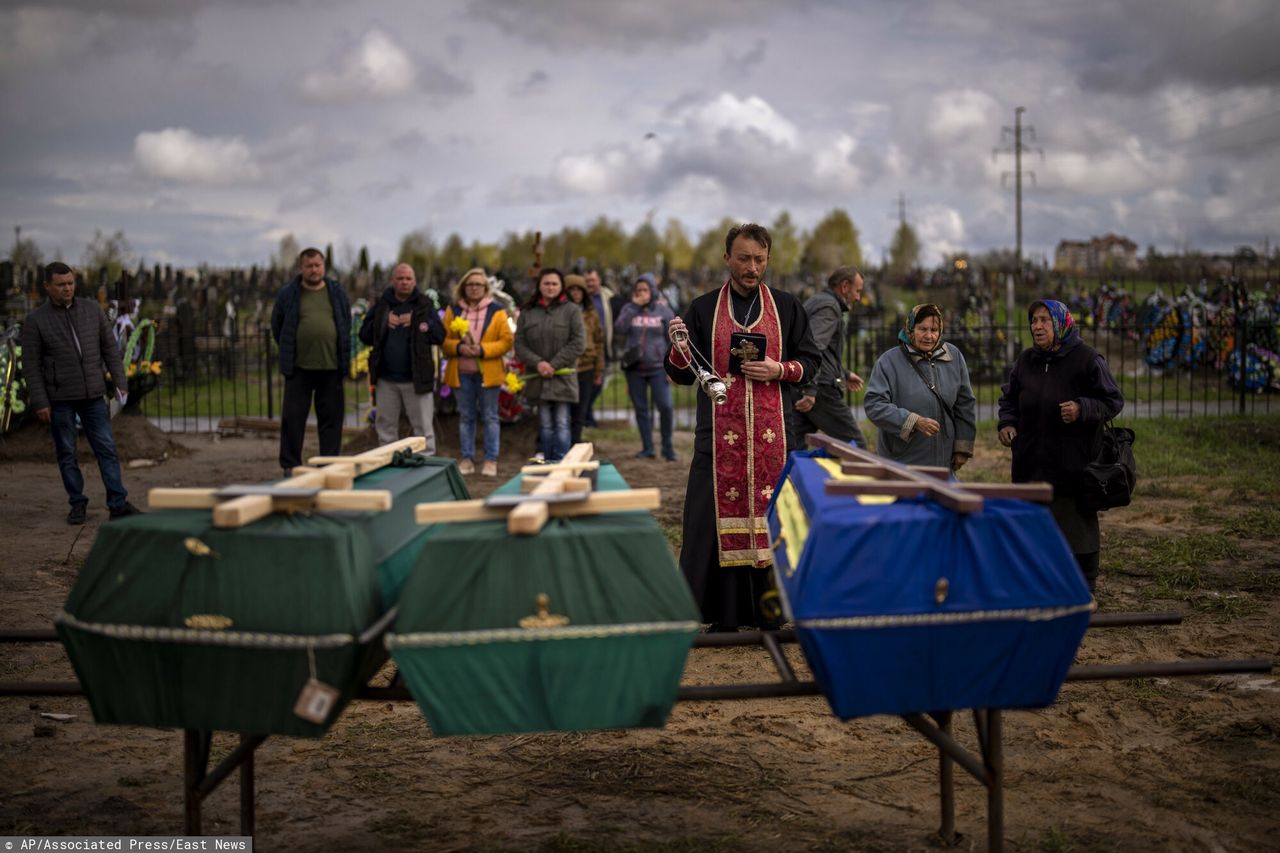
<box><xmin>997</xmin><ymin>337</ymin><xmax>1125</xmax><ymax>493</ymax></box>
<box><xmin>270</xmin><ymin>276</ymin><xmax>352</xmax><ymax>377</ymax></box>
<box><xmin>22</xmin><ymin>297</ymin><xmax>126</xmax><ymax>410</ymax></box>
<box><xmin>359</xmin><ymin>287</ymin><xmax>446</xmax><ymax>394</ymax></box>
<box><xmin>514</xmin><ymin>296</ymin><xmax>585</xmax><ymax>403</ymax></box>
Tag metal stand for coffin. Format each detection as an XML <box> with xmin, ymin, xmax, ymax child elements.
<box><xmin>3</xmin><ymin>616</ymin><xmax>1270</xmax><ymax>847</ymax></box>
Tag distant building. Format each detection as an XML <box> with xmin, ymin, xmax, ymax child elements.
<box><xmin>1054</xmin><ymin>233</ymin><xmax>1139</xmax><ymax>274</ymax></box>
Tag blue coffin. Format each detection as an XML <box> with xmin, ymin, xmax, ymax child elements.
<box><xmin>768</xmin><ymin>451</ymin><xmax>1093</xmax><ymax>719</ymax></box>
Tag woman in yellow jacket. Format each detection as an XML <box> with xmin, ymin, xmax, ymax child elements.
<box><xmin>442</xmin><ymin>267</ymin><xmax>514</xmax><ymax>476</ymax></box>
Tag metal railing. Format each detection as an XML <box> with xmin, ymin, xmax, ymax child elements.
<box><xmin>126</xmin><ymin>316</ymin><xmax>1278</xmax><ymax>433</ymax></box>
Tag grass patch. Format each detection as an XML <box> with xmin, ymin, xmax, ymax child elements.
<box><xmin>1110</xmin><ymin>532</ymin><xmax>1240</xmax><ymax>576</ymax></box>
<box><xmin>1129</xmin><ymin>416</ymin><xmax>1280</xmax><ymax>487</ymax></box>
<box><xmin>1221</xmin><ymin>507</ymin><xmax>1280</xmax><ymax>539</ymax></box>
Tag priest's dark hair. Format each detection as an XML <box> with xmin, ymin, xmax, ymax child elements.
<box><xmin>724</xmin><ymin>223</ymin><xmax>771</xmax><ymax>256</ymax></box>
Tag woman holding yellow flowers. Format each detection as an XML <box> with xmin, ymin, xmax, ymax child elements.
<box><xmin>443</xmin><ymin>268</ymin><xmax>513</xmax><ymax>477</ymax></box>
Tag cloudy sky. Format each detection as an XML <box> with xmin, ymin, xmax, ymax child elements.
<box><xmin>2</xmin><ymin>0</ymin><xmax>1278</xmax><ymax>270</ymax></box>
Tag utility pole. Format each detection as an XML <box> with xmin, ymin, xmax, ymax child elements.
<box><xmin>993</xmin><ymin>106</ymin><xmax>1044</xmax><ymax>361</ymax></box>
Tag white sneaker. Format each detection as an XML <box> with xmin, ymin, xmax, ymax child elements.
<box><xmin>458</xmin><ymin>458</ymin><xmax>475</xmax><ymax>475</ymax></box>
<box><xmin>481</xmin><ymin>460</ymin><xmax>498</xmax><ymax>477</ymax></box>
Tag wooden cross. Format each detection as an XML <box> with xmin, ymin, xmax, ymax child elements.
<box><xmin>147</xmin><ymin>473</ymin><xmax>392</xmax><ymax>528</ymax></box>
<box><xmin>414</xmin><ymin>442</ymin><xmax>660</xmax><ymax>535</ymax></box>
<box><xmin>805</xmin><ymin>433</ymin><xmax>1052</xmax><ymax>514</ymax></box>
<box><xmin>145</xmin><ymin>436</ymin><xmax>430</xmax><ymax>527</ymax></box>
<box><xmin>303</xmin><ymin>436</ymin><xmax>428</xmax><ymax>476</ymax></box>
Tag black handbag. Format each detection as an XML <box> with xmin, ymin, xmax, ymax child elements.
<box><xmin>1079</xmin><ymin>422</ymin><xmax>1137</xmax><ymax>511</ymax></box>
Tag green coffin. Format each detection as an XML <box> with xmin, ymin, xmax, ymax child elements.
<box><xmin>55</xmin><ymin>456</ymin><xmax>468</xmax><ymax>738</ymax></box>
<box><xmin>388</xmin><ymin>464</ymin><xmax>699</xmax><ymax>736</ymax></box>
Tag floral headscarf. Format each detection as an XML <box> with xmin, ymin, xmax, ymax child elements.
<box><xmin>1029</xmin><ymin>299</ymin><xmax>1077</xmax><ymax>351</ymax></box>
<box><xmin>897</xmin><ymin>303</ymin><xmax>944</xmax><ymax>352</ymax></box>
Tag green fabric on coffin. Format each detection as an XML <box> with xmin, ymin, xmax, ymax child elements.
<box><xmin>55</xmin><ymin>457</ymin><xmax>469</xmax><ymax>738</ymax></box>
<box><xmin>388</xmin><ymin>463</ymin><xmax>700</xmax><ymax>736</ymax></box>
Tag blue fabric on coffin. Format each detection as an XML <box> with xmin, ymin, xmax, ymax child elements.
<box><xmin>768</xmin><ymin>450</ymin><xmax>1093</xmax><ymax>719</ymax></box>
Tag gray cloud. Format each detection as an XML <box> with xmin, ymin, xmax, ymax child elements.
<box><xmin>724</xmin><ymin>38</ymin><xmax>766</xmax><ymax>76</ymax></box>
<box><xmin>468</xmin><ymin>0</ymin><xmax>825</xmax><ymax>51</ymax></box>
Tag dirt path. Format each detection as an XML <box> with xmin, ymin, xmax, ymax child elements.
<box><xmin>1</xmin><ymin>416</ymin><xmax>1277</xmax><ymax>851</ymax></box>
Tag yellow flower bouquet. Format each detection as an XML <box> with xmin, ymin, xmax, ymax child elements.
<box><xmin>448</xmin><ymin>316</ymin><xmax>470</xmax><ymax>337</ymax></box>
<box><xmin>504</xmin><ymin>367</ymin><xmax>574</xmax><ymax>393</ymax></box>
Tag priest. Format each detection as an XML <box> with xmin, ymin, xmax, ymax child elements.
<box><xmin>665</xmin><ymin>223</ymin><xmax>821</xmax><ymax>632</ymax></box>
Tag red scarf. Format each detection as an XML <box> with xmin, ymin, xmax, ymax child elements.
<box><xmin>710</xmin><ymin>282</ymin><xmax>786</xmax><ymax>568</ymax></box>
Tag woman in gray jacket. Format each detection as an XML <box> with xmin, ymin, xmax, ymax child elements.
<box><xmin>514</xmin><ymin>268</ymin><xmax>585</xmax><ymax>462</ymax></box>
<box><xmin>863</xmin><ymin>303</ymin><xmax>976</xmax><ymax>471</ymax></box>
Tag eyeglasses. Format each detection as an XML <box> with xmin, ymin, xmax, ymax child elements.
<box><xmin>464</xmin><ymin>280</ymin><xmax>486</xmax><ymax>287</ymax></box>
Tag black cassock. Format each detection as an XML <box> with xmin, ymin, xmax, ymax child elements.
<box><xmin>665</xmin><ymin>283</ymin><xmax>820</xmax><ymax>630</ymax></box>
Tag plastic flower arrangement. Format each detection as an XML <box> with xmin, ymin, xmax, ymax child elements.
<box><xmin>128</xmin><ymin>360</ymin><xmax>162</xmax><ymax>378</ymax></box>
<box><xmin>350</xmin><ymin>348</ymin><xmax>370</xmax><ymax>379</ymax></box>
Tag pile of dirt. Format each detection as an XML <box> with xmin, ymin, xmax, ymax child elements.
<box><xmin>0</xmin><ymin>413</ymin><xmax>187</xmax><ymax>464</ymax></box>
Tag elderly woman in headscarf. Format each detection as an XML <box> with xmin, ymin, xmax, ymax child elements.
<box><xmin>998</xmin><ymin>299</ymin><xmax>1124</xmax><ymax>592</ymax></box>
<box><xmin>864</xmin><ymin>303</ymin><xmax>977</xmax><ymax>470</ymax></box>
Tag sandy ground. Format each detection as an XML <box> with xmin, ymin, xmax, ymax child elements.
<box><xmin>1</xmin><ymin>413</ymin><xmax>1277</xmax><ymax>852</ymax></box>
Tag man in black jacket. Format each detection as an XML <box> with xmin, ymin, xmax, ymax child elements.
<box><xmin>22</xmin><ymin>262</ymin><xmax>141</xmax><ymax>524</ymax></box>
<box><xmin>271</xmin><ymin>247</ymin><xmax>351</xmax><ymax>476</ymax></box>
<box><xmin>358</xmin><ymin>263</ymin><xmax>445</xmax><ymax>451</ymax></box>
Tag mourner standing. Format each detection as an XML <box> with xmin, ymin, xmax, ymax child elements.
<box><xmin>997</xmin><ymin>299</ymin><xmax>1124</xmax><ymax>592</ymax></box>
<box><xmin>789</xmin><ymin>265</ymin><xmax>868</xmax><ymax>450</ymax></box>
<box><xmin>22</xmin><ymin>262</ymin><xmax>142</xmax><ymax>524</ymax></box>
<box><xmin>863</xmin><ymin>303</ymin><xmax>977</xmax><ymax>470</ymax></box>
<box><xmin>582</xmin><ymin>268</ymin><xmax>614</xmax><ymax>428</ymax></box>
<box><xmin>271</xmin><ymin>247</ymin><xmax>352</xmax><ymax>477</ymax></box>
<box><xmin>359</xmin><ymin>263</ymin><xmax>446</xmax><ymax>451</ymax></box>
<box><xmin>515</xmin><ymin>268</ymin><xmax>585</xmax><ymax>463</ymax></box>
<box><xmin>666</xmin><ymin>224</ymin><xmax>821</xmax><ymax>631</ymax></box>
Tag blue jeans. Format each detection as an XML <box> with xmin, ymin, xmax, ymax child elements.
<box><xmin>538</xmin><ymin>400</ymin><xmax>572</xmax><ymax>462</ymax></box>
<box><xmin>625</xmin><ymin>369</ymin><xmax>674</xmax><ymax>456</ymax></box>
<box><xmin>50</xmin><ymin>397</ymin><xmax>128</xmax><ymax>511</ymax></box>
<box><xmin>455</xmin><ymin>373</ymin><xmax>501</xmax><ymax>462</ymax></box>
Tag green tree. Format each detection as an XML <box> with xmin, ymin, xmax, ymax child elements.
<box><xmin>82</xmin><ymin>229</ymin><xmax>133</xmax><ymax>284</ymax></box>
<box><xmin>439</xmin><ymin>233</ymin><xmax>469</xmax><ymax>275</ymax></box>
<box><xmin>324</xmin><ymin>243</ymin><xmax>334</xmax><ymax>272</ymax></box>
<box><xmin>769</xmin><ymin>211</ymin><xmax>802</xmax><ymax>277</ymax></box>
<box><xmin>803</xmin><ymin>209</ymin><xmax>862</xmax><ymax>274</ymax></box>
<box><xmin>397</xmin><ymin>228</ymin><xmax>437</xmax><ymax>277</ymax></box>
<box><xmin>9</xmin><ymin>234</ymin><xmax>43</xmax><ymax>270</ymax></box>
<box><xmin>661</xmin><ymin>218</ymin><xmax>694</xmax><ymax>271</ymax></box>
<box><xmin>498</xmin><ymin>230</ymin><xmax>536</xmax><ymax>274</ymax></box>
<box><xmin>580</xmin><ymin>216</ymin><xmax>628</xmax><ymax>269</ymax></box>
<box><xmin>468</xmin><ymin>240</ymin><xmax>501</xmax><ymax>272</ymax></box>
<box><xmin>358</xmin><ymin>245</ymin><xmax>370</xmax><ymax>272</ymax></box>
<box><xmin>628</xmin><ymin>221</ymin><xmax>662</xmax><ymax>272</ymax></box>
<box><xmin>887</xmin><ymin>221</ymin><xmax>921</xmax><ymax>276</ymax></box>
<box><xmin>694</xmin><ymin>218</ymin><xmax>739</xmax><ymax>271</ymax></box>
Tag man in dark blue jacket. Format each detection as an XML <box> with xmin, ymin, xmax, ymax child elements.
<box><xmin>22</xmin><ymin>262</ymin><xmax>142</xmax><ymax>524</ymax></box>
<box><xmin>271</xmin><ymin>247</ymin><xmax>351</xmax><ymax>476</ymax></box>
<box><xmin>358</xmin><ymin>263</ymin><xmax>445</xmax><ymax>451</ymax></box>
